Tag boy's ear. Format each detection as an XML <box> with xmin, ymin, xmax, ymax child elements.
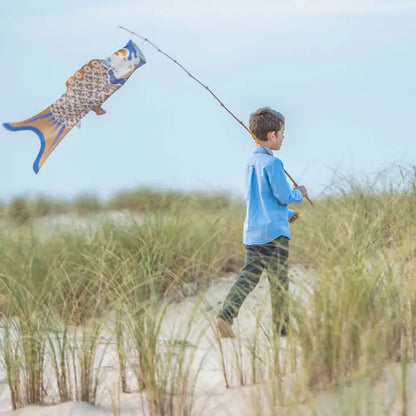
<box><xmin>266</xmin><ymin>131</ymin><xmax>275</xmax><ymax>141</ymax></box>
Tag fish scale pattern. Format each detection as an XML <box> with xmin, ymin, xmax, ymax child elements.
<box><xmin>51</xmin><ymin>60</ymin><xmax>117</xmax><ymax>128</ymax></box>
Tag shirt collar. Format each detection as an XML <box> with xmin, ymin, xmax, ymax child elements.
<box><xmin>254</xmin><ymin>145</ymin><xmax>273</xmax><ymax>155</ymax></box>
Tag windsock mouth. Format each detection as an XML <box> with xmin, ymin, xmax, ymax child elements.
<box><xmin>125</xmin><ymin>39</ymin><xmax>146</xmax><ymax>68</ymax></box>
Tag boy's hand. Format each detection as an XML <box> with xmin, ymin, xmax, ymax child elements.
<box><xmin>289</xmin><ymin>211</ymin><xmax>300</xmax><ymax>223</ymax></box>
<box><xmin>294</xmin><ymin>185</ymin><xmax>308</xmax><ymax>198</ymax></box>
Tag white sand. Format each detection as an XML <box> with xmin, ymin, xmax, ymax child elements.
<box><xmin>32</xmin><ymin>211</ymin><xmax>143</xmax><ymax>238</ymax></box>
<box><xmin>0</xmin><ymin>271</ymin><xmax>414</xmax><ymax>415</ymax></box>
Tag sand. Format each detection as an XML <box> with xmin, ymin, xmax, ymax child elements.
<box><xmin>0</xmin><ymin>270</ymin><xmax>415</xmax><ymax>415</ymax></box>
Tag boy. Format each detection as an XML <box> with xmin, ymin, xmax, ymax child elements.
<box><xmin>216</xmin><ymin>107</ymin><xmax>307</xmax><ymax>338</ymax></box>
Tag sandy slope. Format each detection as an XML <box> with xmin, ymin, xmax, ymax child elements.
<box><xmin>0</xmin><ymin>271</ymin><xmax>415</xmax><ymax>415</ymax></box>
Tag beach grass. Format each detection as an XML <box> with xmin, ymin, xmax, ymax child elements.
<box><xmin>242</xmin><ymin>167</ymin><xmax>416</xmax><ymax>414</ymax></box>
<box><xmin>0</xmin><ymin>169</ymin><xmax>414</xmax><ymax>414</ymax></box>
<box><xmin>0</xmin><ymin>195</ymin><xmax>242</xmax><ymax>411</ymax></box>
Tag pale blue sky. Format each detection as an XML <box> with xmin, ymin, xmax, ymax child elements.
<box><xmin>1</xmin><ymin>0</ymin><xmax>415</xmax><ymax>203</ymax></box>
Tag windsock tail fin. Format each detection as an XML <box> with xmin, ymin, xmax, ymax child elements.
<box><xmin>3</xmin><ymin>107</ymin><xmax>71</xmax><ymax>173</ymax></box>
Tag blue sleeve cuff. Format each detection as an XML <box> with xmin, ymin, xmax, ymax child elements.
<box><xmin>292</xmin><ymin>189</ymin><xmax>303</xmax><ymax>202</ymax></box>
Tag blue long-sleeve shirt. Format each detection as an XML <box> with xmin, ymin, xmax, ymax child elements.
<box><xmin>243</xmin><ymin>146</ymin><xmax>303</xmax><ymax>245</ymax></box>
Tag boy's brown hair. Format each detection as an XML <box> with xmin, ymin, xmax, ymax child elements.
<box><xmin>249</xmin><ymin>107</ymin><xmax>285</xmax><ymax>141</ymax></box>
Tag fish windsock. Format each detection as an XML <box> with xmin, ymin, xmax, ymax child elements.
<box><xmin>3</xmin><ymin>40</ymin><xmax>146</xmax><ymax>173</ymax></box>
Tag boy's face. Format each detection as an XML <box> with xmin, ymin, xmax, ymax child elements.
<box><xmin>266</xmin><ymin>124</ymin><xmax>285</xmax><ymax>150</ymax></box>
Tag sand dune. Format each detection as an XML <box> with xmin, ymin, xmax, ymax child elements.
<box><xmin>0</xmin><ymin>271</ymin><xmax>414</xmax><ymax>415</ymax></box>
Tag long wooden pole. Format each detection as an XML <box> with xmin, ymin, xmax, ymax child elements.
<box><xmin>119</xmin><ymin>26</ymin><xmax>313</xmax><ymax>205</ymax></box>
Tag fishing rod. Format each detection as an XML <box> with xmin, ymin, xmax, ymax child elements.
<box><xmin>119</xmin><ymin>26</ymin><xmax>313</xmax><ymax>206</ymax></box>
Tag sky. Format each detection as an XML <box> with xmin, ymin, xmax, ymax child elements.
<box><xmin>1</xmin><ymin>0</ymin><xmax>415</xmax><ymax>203</ymax></box>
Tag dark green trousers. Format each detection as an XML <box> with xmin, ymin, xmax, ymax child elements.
<box><xmin>218</xmin><ymin>236</ymin><xmax>289</xmax><ymax>335</ymax></box>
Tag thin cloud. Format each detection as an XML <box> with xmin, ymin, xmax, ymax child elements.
<box><xmin>96</xmin><ymin>0</ymin><xmax>416</xmax><ymax>16</ymax></box>
<box><xmin>7</xmin><ymin>0</ymin><xmax>416</xmax><ymax>39</ymax></box>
